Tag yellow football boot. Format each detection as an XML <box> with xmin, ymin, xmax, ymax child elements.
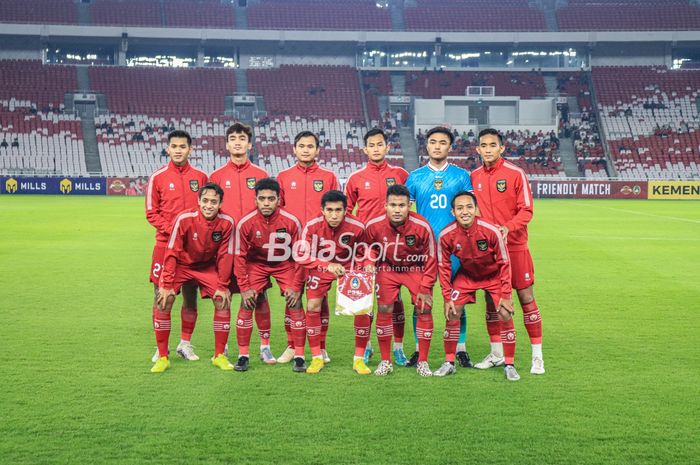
<box><xmin>306</xmin><ymin>357</ymin><xmax>325</xmax><ymax>374</ymax></box>
<box><xmin>211</xmin><ymin>353</ymin><xmax>234</xmax><ymax>371</ymax></box>
<box><xmin>353</xmin><ymin>358</ymin><xmax>371</xmax><ymax>375</ymax></box>
<box><xmin>150</xmin><ymin>356</ymin><xmax>170</xmax><ymax>373</ymax></box>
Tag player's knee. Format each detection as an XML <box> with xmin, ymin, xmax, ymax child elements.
<box><xmin>163</xmin><ymin>295</ymin><xmax>176</xmax><ymax>312</ymax></box>
<box><xmin>517</xmin><ymin>286</ymin><xmax>534</xmax><ymax>304</ymax></box>
<box><xmin>378</xmin><ymin>304</ymin><xmax>393</xmax><ymax>314</ymax></box>
<box><xmin>307</xmin><ymin>299</ymin><xmax>322</xmax><ymax>313</ymax></box>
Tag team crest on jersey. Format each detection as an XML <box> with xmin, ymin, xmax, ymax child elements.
<box><xmin>476</xmin><ymin>239</ymin><xmax>488</xmax><ymax>251</ymax></box>
<box><xmin>386</xmin><ymin>178</ymin><xmax>396</xmax><ymax>187</ymax></box>
<box><xmin>340</xmin><ymin>234</ymin><xmax>351</xmax><ymax>245</ymax></box>
<box><xmin>212</xmin><ymin>231</ymin><xmax>223</xmax><ymax>242</ymax></box>
<box><xmin>275</xmin><ymin>228</ymin><xmax>287</xmax><ymax>239</ymax></box>
<box><xmin>351</xmin><ymin>277</ymin><xmax>360</xmax><ymax>289</ymax></box>
<box><xmin>246</xmin><ymin>177</ymin><xmax>256</xmax><ymax>189</ymax></box>
<box><xmin>433</xmin><ymin>179</ymin><xmax>443</xmax><ymax>190</ymax></box>
<box><xmin>496</xmin><ymin>179</ymin><xmax>507</xmax><ymax>192</ymax></box>
<box><xmin>313</xmin><ymin>180</ymin><xmax>324</xmax><ymax>192</ymax></box>
<box><xmin>189</xmin><ymin>180</ymin><xmax>199</xmax><ymax>192</ymax></box>
<box><xmin>405</xmin><ymin>235</ymin><xmax>416</xmax><ymax>246</ymax></box>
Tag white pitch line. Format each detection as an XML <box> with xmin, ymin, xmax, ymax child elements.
<box><xmin>568</xmin><ymin>235</ymin><xmax>700</xmax><ymax>241</ymax></box>
<box><xmin>570</xmin><ymin>202</ymin><xmax>700</xmax><ymax>224</ymax></box>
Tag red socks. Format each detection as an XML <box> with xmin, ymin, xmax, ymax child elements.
<box><xmin>284</xmin><ymin>307</ymin><xmax>294</xmax><ymax>348</ymax></box>
<box><xmin>443</xmin><ymin>319</ymin><xmax>460</xmax><ymax>363</ymax></box>
<box><xmin>500</xmin><ymin>319</ymin><xmax>516</xmax><ymax>365</ymax></box>
<box><xmin>522</xmin><ymin>300</ymin><xmax>542</xmax><ymax>344</ymax></box>
<box><xmin>375</xmin><ymin>312</ymin><xmax>394</xmax><ymax>362</ymax></box>
<box><xmin>354</xmin><ymin>314</ymin><xmax>371</xmax><ymax>358</ymax></box>
<box><xmin>289</xmin><ymin>308</ymin><xmax>306</xmax><ymax>357</ymax></box>
<box><xmin>320</xmin><ymin>297</ymin><xmax>330</xmax><ymax>350</ymax></box>
<box><xmin>180</xmin><ymin>307</ymin><xmax>197</xmax><ymax>342</ymax></box>
<box><xmin>153</xmin><ymin>308</ymin><xmax>171</xmax><ymax>358</ymax></box>
<box><xmin>254</xmin><ymin>307</ymin><xmax>271</xmax><ymax>346</ymax></box>
<box><xmin>213</xmin><ymin>310</ymin><xmax>230</xmax><ymax>357</ymax></box>
<box><xmin>236</xmin><ymin>308</ymin><xmax>253</xmax><ymax>356</ymax></box>
<box><xmin>485</xmin><ymin>298</ymin><xmax>501</xmax><ymax>343</ymax></box>
<box><xmin>306</xmin><ymin>311</ymin><xmax>322</xmax><ymax>358</ymax></box>
<box><xmin>392</xmin><ymin>300</ymin><xmax>405</xmax><ymax>343</ymax></box>
<box><xmin>416</xmin><ymin>313</ymin><xmax>433</xmax><ymax>362</ymax></box>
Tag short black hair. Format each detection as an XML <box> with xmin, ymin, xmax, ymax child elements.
<box><xmin>199</xmin><ymin>182</ymin><xmax>224</xmax><ymax>202</ymax></box>
<box><xmin>294</xmin><ymin>130</ymin><xmax>319</xmax><ymax>147</ymax></box>
<box><xmin>254</xmin><ymin>177</ymin><xmax>280</xmax><ymax>195</ymax></box>
<box><xmin>426</xmin><ymin>126</ymin><xmax>454</xmax><ymax>145</ymax></box>
<box><xmin>363</xmin><ymin>127</ymin><xmax>388</xmax><ymax>145</ymax></box>
<box><xmin>451</xmin><ymin>190</ymin><xmax>477</xmax><ymax>209</ymax></box>
<box><xmin>168</xmin><ymin>130</ymin><xmax>192</xmax><ymax>146</ymax></box>
<box><xmin>226</xmin><ymin>122</ymin><xmax>253</xmax><ymax>142</ymax></box>
<box><xmin>478</xmin><ymin>128</ymin><xmax>505</xmax><ymax>145</ymax></box>
<box><xmin>321</xmin><ymin>190</ymin><xmax>347</xmax><ymax>209</ymax></box>
<box><xmin>386</xmin><ymin>184</ymin><xmax>410</xmax><ymax>201</ymax></box>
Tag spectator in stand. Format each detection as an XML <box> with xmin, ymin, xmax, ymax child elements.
<box><xmin>1</xmin><ymin>138</ymin><xmax>8</xmax><ymax>149</ymax></box>
<box><xmin>11</xmin><ymin>138</ymin><xmax>19</xmax><ymax>148</ymax></box>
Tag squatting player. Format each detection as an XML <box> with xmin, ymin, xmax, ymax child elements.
<box><xmin>277</xmin><ymin>131</ymin><xmax>339</xmax><ymax>364</ymax></box>
<box><xmin>146</xmin><ymin>130</ymin><xmax>208</xmax><ymax>362</ymax></box>
<box><xmin>406</xmin><ymin>126</ymin><xmax>474</xmax><ymax>368</ymax></box>
<box><xmin>234</xmin><ymin>178</ymin><xmax>307</xmax><ymax>373</ymax></box>
<box><xmin>434</xmin><ymin>191</ymin><xmax>519</xmax><ymax>381</ymax></box>
<box><xmin>471</xmin><ymin>128</ymin><xmax>545</xmax><ymax>375</ymax></box>
<box><xmin>296</xmin><ymin>190</ymin><xmax>371</xmax><ymax>375</ymax></box>
<box><xmin>151</xmin><ymin>182</ymin><xmax>235</xmax><ymax>373</ymax></box>
<box><xmin>210</xmin><ymin>123</ymin><xmax>276</xmax><ymax>364</ymax></box>
<box><xmin>345</xmin><ymin>128</ymin><xmax>409</xmax><ymax>365</ymax></box>
<box><xmin>364</xmin><ymin>185</ymin><xmax>437</xmax><ymax>377</ymax></box>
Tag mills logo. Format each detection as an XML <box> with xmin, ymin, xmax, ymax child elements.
<box><xmin>5</xmin><ymin>177</ymin><xmax>18</xmax><ymax>193</ymax></box>
<box><xmin>60</xmin><ymin>178</ymin><xmax>73</xmax><ymax>194</ymax></box>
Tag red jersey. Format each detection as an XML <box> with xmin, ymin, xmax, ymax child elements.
<box><xmin>234</xmin><ymin>207</ymin><xmax>303</xmax><ymax>290</ymax></box>
<box><xmin>364</xmin><ymin>211</ymin><xmax>437</xmax><ymax>295</ymax></box>
<box><xmin>470</xmin><ymin>157</ymin><xmax>533</xmax><ymax>251</ymax></box>
<box><xmin>297</xmin><ymin>213</ymin><xmax>367</xmax><ymax>270</ymax></box>
<box><xmin>209</xmin><ymin>159</ymin><xmax>268</xmax><ymax>223</ymax></box>
<box><xmin>278</xmin><ymin>162</ymin><xmax>340</xmax><ymax>226</ymax></box>
<box><xmin>160</xmin><ymin>209</ymin><xmax>235</xmax><ymax>291</ymax></box>
<box><xmin>146</xmin><ymin>161</ymin><xmax>208</xmax><ymax>246</ymax></box>
<box><xmin>437</xmin><ymin>219</ymin><xmax>511</xmax><ymax>300</ymax></box>
<box><xmin>344</xmin><ymin>160</ymin><xmax>408</xmax><ymax>223</ymax></box>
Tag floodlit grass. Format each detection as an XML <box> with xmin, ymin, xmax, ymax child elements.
<box><xmin>1</xmin><ymin>196</ymin><xmax>698</xmax><ymax>464</ymax></box>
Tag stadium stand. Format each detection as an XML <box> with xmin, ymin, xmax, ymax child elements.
<box><xmin>557</xmin><ymin>0</ymin><xmax>700</xmax><ymax>31</ymax></box>
<box><xmin>593</xmin><ymin>66</ymin><xmax>700</xmax><ymax>179</ymax></box>
<box><xmin>361</xmin><ymin>70</ymin><xmax>393</xmax><ymax>122</ymax></box>
<box><xmin>0</xmin><ymin>0</ymin><xmax>78</xmax><ymax>25</ymax></box>
<box><xmin>404</xmin><ymin>0</ymin><xmax>547</xmax><ymax>32</ymax></box>
<box><xmin>90</xmin><ymin>0</ymin><xmax>162</xmax><ymax>27</ymax></box>
<box><xmin>89</xmin><ymin>66</ymin><xmax>235</xmax><ymax>115</ymax></box>
<box><xmin>405</xmin><ymin>70</ymin><xmax>547</xmax><ymax>99</ymax></box>
<box><xmin>248</xmin><ymin>0</ymin><xmax>392</xmax><ymax>31</ymax></box>
<box><xmin>418</xmin><ymin>129</ymin><xmax>565</xmax><ymax>178</ymax></box>
<box><xmin>163</xmin><ymin>0</ymin><xmax>236</xmax><ymax>29</ymax></box>
<box><xmin>0</xmin><ymin>60</ymin><xmax>77</xmax><ymax>109</ymax></box>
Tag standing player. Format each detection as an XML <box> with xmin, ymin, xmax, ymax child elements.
<box><xmin>233</xmin><ymin>178</ymin><xmax>307</xmax><ymax>373</ymax></box>
<box><xmin>151</xmin><ymin>183</ymin><xmax>235</xmax><ymax>373</ymax></box>
<box><xmin>146</xmin><ymin>130</ymin><xmax>208</xmax><ymax>362</ymax></box>
<box><xmin>296</xmin><ymin>190</ymin><xmax>371</xmax><ymax>375</ymax></box>
<box><xmin>345</xmin><ymin>128</ymin><xmax>409</xmax><ymax>365</ymax></box>
<box><xmin>434</xmin><ymin>191</ymin><xmax>519</xmax><ymax>381</ymax></box>
<box><xmin>471</xmin><ymin>128</ymin><xmax>545</xmax><ymax>375</ymax></box>
<box><xmin>406</xmin><ymin>126</ymin><xmax>474</xmax><ymax>368</ymax></box>
<box><xmin>210</xmin><ymin>123</ymin><xmax>276</xmax><ymax>364</ymax></box>
<box><xmin>277</xmin><ymin>131</ymin><xmax>339</xmax><ymax>364</ymax></box>
<box><xmin>364</xmin><ymin>185</ymin><xmax>437</xmax><ymax>377</ymax></box>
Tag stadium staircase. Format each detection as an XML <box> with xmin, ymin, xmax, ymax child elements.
<box><xmin>587</xmin><ymin>69</ymin><xmax>618</xmax><ymax>177</ymax></box>
<box><xmin>80</xmin><ymin>109</ymin><xmax>102</xmax><ymax>174</ymax></box>
<box><xmin>357</xmin><ymin>69</ymin><xmax>371</xmax><ymax>127</ymax></box>
<box><xmin>388</xmin><ymin>72</ymin><xmax>419</xmax><ymax>170</ymax></box>
<box><xmin>76</xmin><ymin>66</ymin><xmax>90</xmax><ymax>92</ymax></box>
<box><xmin>542</xmin><ymin>2</ymin><xmax>559</xmax><ymax>31</ymax></box>
<box><xmin>77</xmin><ymin>1</ymin><xmax>91</xmax><ymax>25</ymax></box>
<box><xmin>235</xmin><ymin>1</ymin><xmax>248</xmax><ymax>29</ymax></box>
<box><xmin>390</xmin><ymin>0</ymin><xmax>405</xmax><ymax>31</ymax></box>
<box><xmin>543</xmin><ymin>75</ymin><xmax>558</xmax><ymax>97</ymax></box>
<box><xmin>559</xmin><ymin>137</ymin><xmax>579</xmax><ymax>177</ymax></box>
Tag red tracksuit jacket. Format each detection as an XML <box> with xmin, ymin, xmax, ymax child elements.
<box><xmin>344</xmin><ymin>160</ymin><xmax>408</xmax><ymax>223</ymax></box>
<box><xmin>437</xmin><ymin>219</ymin><xmax>512</xmax><ymax>301</ymax></box>
<box><xmin>233</xmin><ymin>208</ymin><xmax>304</xmax><ymax>290</ymax></box>
<box><xmin>209</xmin><ymin>159</ymin><xmax>268</xmax><ymax>223</ymax></box>
<box><xmin>146</xmin><ymin>161</ymin><xmax>208</xmax><ymax>246</ymax></box>
<box><xmin>470</xmin><ymin>157</ymin><xmax>534</xmax><ymax>251</ymax></box>
<box><xmin>364</xmin><ymin>211</ymin><xmax>437</xmax><ymax>295</ymax></box>
<box><xmin>278</xmin><ymin>162</ymin><xmax>340</xmax><ymax>226</ymax></box>
<box><xmin>160</xmin><ymin>209</ymin><xmax>235</xmax><ymax>291</ymax></box>
<box><xmin>296</xmin><ymin>213</ymin><xmax>367</xmax><ymax>270</ymax></box>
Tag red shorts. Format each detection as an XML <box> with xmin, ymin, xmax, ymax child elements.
<box><xmin>247</xmin><ymin>262</ymin><xmax>302</xmax><ymax>294</ymax></box>
<box><xmin>376</xmin><ymin>269</ymin><xmax>431</xmax><ymax>310</ymax></box>
<box><xmin>449</xmin><ymin>272</ymin><xmax>508</xmax><ymax>307</ymax></box>
<box><xmin>150</xmin><ymin>245</ymin><xmax>166</xmax><ymax>285</ymax></box>
<box><xmin>509</xmin><ymin>248</ymin><xmax>535</xmax><ymax>290</ymax></box>
<box><xmin>305</xmin><ymin>267</ymin><xmax>338</xmax><ymax>300</ymax></box>
<box><xmin>168</xmin><ymin>264</ymin><xmax>219</xmax><ymax>299</ymax></box>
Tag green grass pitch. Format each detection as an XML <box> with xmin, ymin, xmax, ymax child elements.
<box><xmin>1</xmin><ymin>196</ymin><xmax>698</xmax><ymax>464</ymax></box>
